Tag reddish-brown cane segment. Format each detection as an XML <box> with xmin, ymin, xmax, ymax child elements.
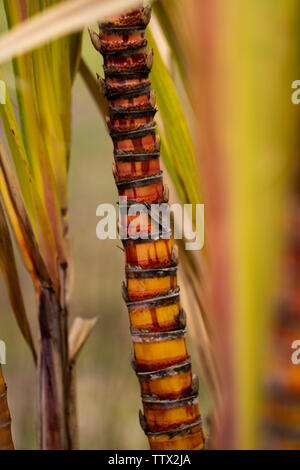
<box><xmin>90</xmin><ymin>6</ymin><xmax>205</xmax><ymax>450</ymax></box>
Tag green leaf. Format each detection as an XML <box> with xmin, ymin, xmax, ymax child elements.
<box><xmin>153</xmin><ymin>1</ymin><xmax>189</xmax><ymax>94</ymax></box>
<box><xmin>0</xmin><ymin>140</ymin><xmax>50</xmax><ymax>286</ymax></box>
<box><xmin>0</xmin><ymin>66</ymin><xmax>36</xmax><ymax>231</ymax></box>
<box><xmin>31</xmin><ymin>46</ymin><xmax>68</xmax><ymax>211</ymax></box>
<box><xmin>3</xmin><ymin>1</ymin><xmax>68</xmax><ymax>276</ymax></box>
<box><xmin>146</xmin><ymin>29</ymin><xmax>201</xmax><ymax>206</ymax></box>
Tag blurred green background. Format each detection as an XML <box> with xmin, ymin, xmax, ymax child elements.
<box><xmin>0</xmin><ymin>16</ymin><xmax>205</xmax><ymax>449</ymax></box>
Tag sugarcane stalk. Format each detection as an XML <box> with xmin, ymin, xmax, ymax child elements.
<box><xmin>0</xmin><ymin>365</ymin><xmax>14</xmax><ymax>450</ymax></box>
<box><xmin>66</xmin><ymin>364</ymin><xmax>79</xmax><ymax>450</ymax></box>
<box><xmin>37</xmin><ymin>283</ymin><xmax>97</xmax><ymax>449</ymax></box>
<box><xmin>89</xmin><ymin>5</ymin><xmax>205</xmax><ymax>450</ymax></box>
<box><xmin>262</xmin><ymin>187</ymin><xmax>300</xmax><ymax>449</ymax></box>
<box><xmin>37</xmin><ymin>283</ymin><xmax>69</xmax><ymax>450</ymax></box>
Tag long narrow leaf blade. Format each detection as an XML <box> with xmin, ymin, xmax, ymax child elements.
<box><xmin>0</xmin><ymin>201</ymin><xmax>36</xmax><ymax>362</ymax></box>
<box><xmin>152</xmin><ymin>1</ymin><xmax>188</xmax><ymax>92</ymax></box>
<box><xmin>0</xmin><ymin>66</ymin><xmax>36</xmax><ymax>229</ymax></box>
<box><xmin>146</xmin><ymin>29</ymin><xmax>201</xmax><ymax>206</ymax></box>
<box><xmin>0</xmin><ymin>140</ymin><xmax>50</xmax><ymax>285</ymax></box>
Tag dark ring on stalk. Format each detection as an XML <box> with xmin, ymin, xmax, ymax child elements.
<box><xmin>110</xmin><ymin>105</ymin><xmax>154</xmax><ymax>115</ymax></box>
<box><xmin>142</xmin><ymin>394</ymin><xmax>198</xmax><ymax>409</ymax></box>
<box><xmin>131</xmin><ymin>327</ymin><xmax>186</xmax><ymax>342</ymax></box>
<box><xmin>110</xmin><ymin>108</ymin><xmax>156</xmax><ymax>119</ymax></box>
<box><xmin>276</xmin><ymin>301</ymin><xmax>300</xmax><ymax>328</ymax></box>
<box><xmin>137</xmin><ymin>358</ymin><xmax>191</xmax><ymax>381</ymax></box>
<box><xmin>145</xmin><ymin>419</ymin><xmax>203</xmax><ymax>437</ymax></box>
<box><xmin>116</xmin><ymin>172</ymin><xmax>163</xmax><ymax>190</ymax></box>
<box><xmin>99</xmin><ymin>22</ymin><xmax>147</xmax><ymax>31</ymax></box>
<box><xmin>107</xmin><ymin>83</ymin><xmax>151</xmax><ymax>100</ymax></box>
<box><xmin>121</xmin><ymin>230</ymin><xmax>173</xmax><ymax>245</ymax></box>
<box><xmin>118</xmin><ymin>199</ymin><xmax>171</xmax><ymax>225</ymax></box>
<box><xmin>127</xmin><ymin>288</ymin><xmax>180</xmax><ymax>310</ymax></box>
<box><xmin>118</xmin><ymin>199</ymin><xmax>159</xmax><ymax>208</ymax></box>
<box><xmin>101</xmin><ymin>46</ymin><xmax>147</xmax><ymax>57</ymax></box>
<box><xmin>114</xmin><ymin>152</ymin><xmax>160</xmax><ymax>162</ymax></box>
<box><xmin>0</xmin><ymin>391</ymin><xmax>7</xmax><ymax>400</ymax></box>
<box><xmin>110</xmin><ymin>123</ymin><xmax>156</xmax><ymax>140</ymax></box>
<box><xmin>99</xmin><ymin>25</ymin><xmax>146</xmax><ymax>34</ymax></box>
<box><xmin>0</xmin><ymin>418</ymin><xmax>12</xmax><ymax>430</ymax></box>
<box><xmin>264</xmin><ymin>382</ymin><xmax>300</xmax><ymax>404</ymax></box>
<box><xmin>262</xmin><ymin>420</ymin><xmax>300</xmax><ymax>440</ymax></box>
<box><xmin>118</xmin><ymin>198</ymin><xmax>158</xmax><ymax>214</ymax></box>
<box><xmin>100</xmin><ymin>38</ymin><xmax>147</xmax><ymax>54</ymax></box>
<box><xmin>126</xmin><ymin>265</ymin><xmax>177</xmax><ymax>279</ymax></box>
<box><xmin>105</xmin><ymin>70</ymin><xmax>150</xmax><ymax>80</ymax></box>
<box><xmin>105</xmin><ymin>68</ymin><xmax>151</xmax><ymax>77</ymax></box>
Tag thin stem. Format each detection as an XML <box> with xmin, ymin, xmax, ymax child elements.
<box><xmin>66</xmin><ymin>364</ymin><xmax>79</xmax><ymax>450</ymax></box>
<box><xmin>37</xmin><ymin>285</ymin><xmax>68</xmax><ymax>449</ymax></box>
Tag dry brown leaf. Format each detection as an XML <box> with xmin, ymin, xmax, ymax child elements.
<box><xmin>69</xmin><ymin>317</ymin><xmax>98</xmax><ymax>364</ymax></box>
